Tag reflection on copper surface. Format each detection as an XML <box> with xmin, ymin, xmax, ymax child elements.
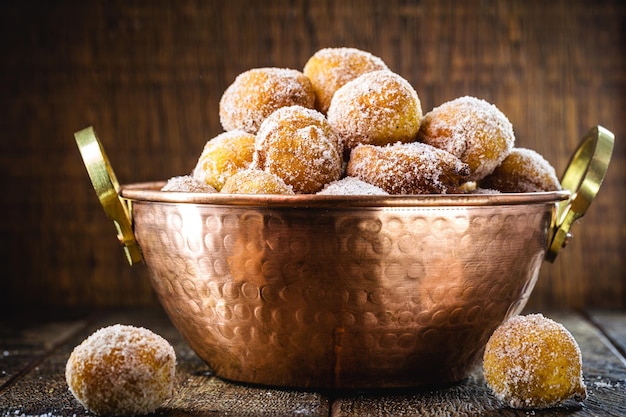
<box><xmin>131</xmin><ymin>197</ymin><xmax>555</xmax><ymax>389</ymax></box>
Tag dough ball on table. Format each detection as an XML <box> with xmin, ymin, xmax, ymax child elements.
<box><xmin>65</xmin><ymin>324</ymin><xmax>176</xmax><ymax>416</ymax></box>
<box><xmin>327</xmin><ymin>70</ymin><xmax>423</xmax><ymax>151</ymax></box>
<box><xmin>417</xmin><ymin>96</ymin><xmax>515</xmax><ymax>181</ymax></box>
<box><xmin>303</xmin><ymin>47</ymin><xmax>389</xmax><ymax>114</ymax></box>
<box><xmin>483</xmin><ymin>314</ymin><xmax>587</xmax><ymax>409</ymax></box>
<box><xmin>192</xmin><ymin>130</ymin><xmax>256</xmax><ymax>191</ymax></box>
<box><xmin>346</xmin><ymin>142</ymin><xmax>470</xmax><ymax>195</ymax></box>
<box><xmin>480</xmin><ymin>147</ymin><xmax>562</xmax><ymax>192</ymax></box>
<box><xmin>253</xmin><ymin>105</ymin><xmax>343</xmax><ymax>194</ymax></box>
<box><xmin>219</xmin><ymin>67</ymin><xmax>315</xmax><ymax>134</ymax></box>
<box><xmin>220</xmin><ymin>169</ymin><xmax>295</xmax><ymax>195</ymax></box>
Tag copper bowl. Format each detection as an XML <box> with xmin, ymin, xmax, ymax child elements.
<box><xmin>75</xmin><ymin>126</ymin><xmax>613</xmax><ymax>389</ymax></box>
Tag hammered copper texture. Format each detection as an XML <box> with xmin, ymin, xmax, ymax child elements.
<box><xmin>132</xmin><ymin>201</ymin><xmax>551</xmax><ymax>389</ymax></box>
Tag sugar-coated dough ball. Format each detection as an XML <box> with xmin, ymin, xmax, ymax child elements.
<box><xmin>192</xmin><ymin>130</ymin><xmax>256</xmax><ymax>191</ymax></box>
<box><xmin>346</xmin><ymin>142</ymin><xmax>470</xmax><ymax>194</ymax></box>
<box><xmin>221</xmin><ymin>169</ymin><xmax>295</xmax><ymax>195</ymax></box>
<box><xmin>417</xmin><ymin>96</ymin><xmax>515</xmax><ymax>181</ymax></box>
<box><xmin>483</xmin><ymin>314</ymin><xmax>587</xmax><ymax>409</ymax></box>
<box><xmin>65</xmin><ymin>324</ymin><xmax>176</xmax><ymax>416</ymax></box>
<box><xmin>327</xmin><ymin>70</ymin><xmax>423</xmax><ymax>151</ymax></box>
<box><xmin>219</xmin><ymin>67</ymin><xmax>315</xmax><ymax>134</ymax></box>
<box><xmin>317</xmin><ymin>176</ymin><xmax>389</xmax><ymax>195</ymax></box>
<box><xmin>480</xmin><ymin>147</ymin><xmax>562</xmax><ymax>192</ymax></box>
<box><xmin>161</xmin><ymin>175</ymin><xmax>217</xmax><ymax>193</ymax></box>
<box><xmin>253</xmin><ymin>105</ymin><xmax>343</xmax><ymax>194</ymax></box>
<box><xmin>303</xmin><ymin>47</ymin><xmax>389</xmax><ymax>114</ymax></box>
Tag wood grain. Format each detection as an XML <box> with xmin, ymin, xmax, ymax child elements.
<box><xmin>332</xmin><ymin>311</ymin><xmax>626</xmax><ymax>416</ymax></box>
<box><xmin>1</xmin><ymin>308</ymin><xmax>625</xmax><ymax>416</ymax></box>
<box><xmin>0</xmin><ymin>0</ymin><xmax>624</xmax><ymax>311</ymax></box>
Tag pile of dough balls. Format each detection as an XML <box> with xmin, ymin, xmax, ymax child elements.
<box><xmin>483</xmin><ymin>314</ymin><xmax>587</xmax><ymax>409</ymax></box>
<box><xmin>65</xmin><ymin>324</ymin><xmax>177</xmax><ymax>416</ymax></box>
<box><xmin>161</xmin><ymin>47</ymin><xmax>561</xmax><ymax>195</ymax></box>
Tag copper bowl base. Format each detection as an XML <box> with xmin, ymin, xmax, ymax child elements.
<box><xmin>123</xmin><ymin>188</ymin><xmax>565</xmax><ymax>389</ymax></box>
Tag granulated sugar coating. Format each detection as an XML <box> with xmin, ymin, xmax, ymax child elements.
<box><xmin>347</xmin><ymin>142</ymin><xmax>470</xmax><ymax>194</ymax></box>
<box><xmin>480</xmin><ymin>147</ymin><xmax>562</xmax><ymax>193</ymax></box>
<box><xmin>161</xmin><ymin>175</ymin><xmax>217</xmax><ymax>193</ymax></box>
<box><xmin>190</xmin><ymin>48</ymin><xmax>560</xmax><ymax>197</ymax></box>
<box><xmin>303</xmin><ymin>47</ymin><xmax>388</xmax><ymax>114</ymax></box>
<box><xmin>417</xmin><ymin>96</ymin><xmax>515</xmax><ymax>182</ymax></box>
<box><xmin>317</xmin><ymin>176</ymin><xmax>389</xmax><ymax>195</ymax></box>
<box><xmin>65</xmin><ymin>324</ymin><xmax>177</xmax><ymax>416</ymax></box>
<box><xmin>219</xmin><ymin>67</ymin><xmax>315</xmax><ymax>134</ymax></box>
<box><xmin>221</xmin><ymin>168</ymin><xmax>295</xmax><ymax>195</ymax></box>
<box><xmin>192</xmin><ymin>129</ymin><xmax>256</xmax><ymax>191</ymax></box>
<box><xmin>253</xmin><ymin>105</ymin><xmax>343</xmax><ymax>194</ymax></box>
<box><xmin>327</xmin><ymin>70</ymin><xmax>422</xmax><ymax>151</ymax></box>
<box><xmin>483</xmin><ymin>314</ymin><xmax>587</xmax><ymax>409</ymax></box>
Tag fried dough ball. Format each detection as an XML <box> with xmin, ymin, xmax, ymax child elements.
<box><xmin>480</xmin><ymin>147</ymin><xmax>562</xmax><ymax>193</ymax></box>
<box><xmin>483</xmin><ymin>314</ymin><xmax>587</xmax><ymax>409</ymax></box>
<box><xmin>303</xmin><ymin>47</ymin><xmax>389</xmax><ymax>114</ymax></box>
<box><xmin>327</xmin><ymin>70</ymin><xmax>423</xmax><ymax>151</ymax></box>
<box><xmin>346</xmin><ymin>142</ymin><xmax>470</xmax><ymax>194</ymax></box>
<box><xmin>253</xmin><ymin>105</ymin><xmax>343</xmax><ymax>193</ymax></box>
<box><xmin>192</xmin><ymin>130</ymin><xmax>256</xmax><ymax>191</ymax></box>
<box><xmin>219</xmin><ymin>67</ymin><xmax>315</xmax><ymax>134</ymax></box>
<box><xmin>317</xmin><ymin>176</ymin><xmax>389</xmax><ymax>195</ymax></box>
<box><xmin>417</xmin><ymin>96</ymin><xmax>515</xmax><ymax>181</ymax></box>
<box><xmin>65</xmin><ymin>325</ymin><xmax>176</xmax><ymax>416</ymax></box>
<box><xmin>161</xmin><ymin>175</ymin><xmax>217</xmax><ymax>193</ymax></box>
<box><xmin>221</xmin><ymin>169</ymin><xmax>295</xmax><ymax>195</ymax></box>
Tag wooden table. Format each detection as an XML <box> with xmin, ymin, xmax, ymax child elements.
<box><xmin>1</xmin><ymin>308</ymin><xmax>625</xmax><ymax>416</ymax></box>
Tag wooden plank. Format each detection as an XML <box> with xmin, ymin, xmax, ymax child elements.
<box><xmin>2</xmin><ymin>309</ymin><xmax>625</xmax><ymax>416</ymax></box>
<box><xmin>0</xmin><ymin>308</ymin><xmax>329</xmax><ymax>417</ymax></box>
<box><xmin>0</xmin><ymin>314</ymin><xmax>87</xmax><ymax>391</ymax></box>
<box><xmin>167</xmin><ymin>377</ymin><xmax>329</xmax><ymax>417</ymax></box>
<box><xmin>331</xmin><ymin>311</ymin><xmax>626</xmax><ymax>416</ymax></box>
<box><xmin>330</xmin><ymin>371</ymin><xmax>516</xmax><ymax>417</ymax></box>
<box><xmin>586</xmin><ymin>309</ymin><xmax>626</xmax><ymax>358</ymax></box>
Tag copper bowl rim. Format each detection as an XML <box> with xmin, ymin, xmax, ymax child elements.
<box><xmin>120</xmin><ymin>181</ymin><xmax>571</xmax><ymax>208</ymax></box>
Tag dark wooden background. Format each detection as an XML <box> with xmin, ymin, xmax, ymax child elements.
<box><xmin>1</xmin><ymin>0</ymin><xmax>624</xmax><ymax>313</ymax></box>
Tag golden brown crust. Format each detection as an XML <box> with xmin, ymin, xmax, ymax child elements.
<box><xmin>65</xmin><ymin>325</ymin><xmax>176</xmax><ymax>416</ymax></box>
<box><xmin>346</xmin><ymin>142</ymin><xmax>470</xmax><ymax>194</ymax></box>
<box><xmin>417</xmin><ymin>96</ymin><xmax>515</xmax><ymax>181</ymax></box>
<box><xmin>253</xmin><ymin>105</ymin><xmax>343</xmax><ymax>194</ymax></box>
<box><xmin>483</xmin><ymin>314</ymin><xmax>586</xmax><ymax>409</ymax></box>
<box><xmin>303</xmin><ymin>47</ymin><xmax>388</xmax><ymax>114</ymax></box>
<box><xmin>220</xmin><ymin>169</ymin><xmax>295</xmax><ymax>195</ymax></box>
<box><xmin>327</xmin><ymin>70</ymin><xmax>423</xmax><ymax>151</ymax></box>
<box><xmin>192</xmin><ymin>130</ymin><xmax>256</xmax><ymax>191</ymax></box>
<box><xmin>219</xmin><ymin>67</ymin><xmax>315</xmax><ymax>134</ymax></box>
<box><xmin>480</xmin><ymin>147</ymin><xmax>562</xmax><ymax>192</ymax></box>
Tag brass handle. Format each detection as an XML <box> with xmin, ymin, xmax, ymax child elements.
<box><xmin>74</xmin><ymin>127</ymin><xmax>143</xmax><ymax>265</ymax></box>
<box><xmin>545</xmin><ymin>125</ymin><xmax>614</xmax><ymax>262</ymax></box>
